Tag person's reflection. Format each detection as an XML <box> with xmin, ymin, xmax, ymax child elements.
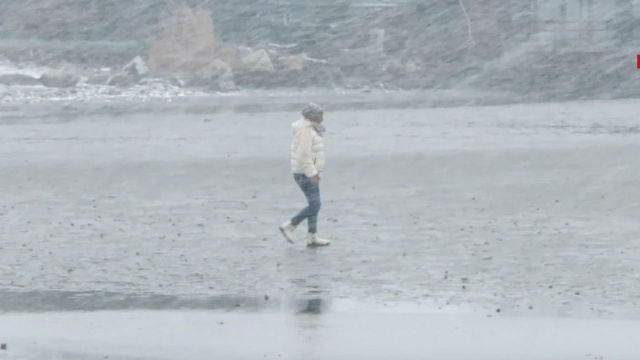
<box><xmin>289</xmin><ymin>274</ymin><xmax>330</xmax><ymax>360</ymax></box>
<box><xmin>285</xmin><ymin>245</ymin><xmax>333</xmax><ymax>359</ymax></box>
<box><xmin>294</xmin><ymin>290</ymin><xmax>327</xmax><ymax>360</ymax></box>
<box><xmin>298</xmin><ymin>289</ymin><xmax>324</xmax><ymax>314</ymax></box>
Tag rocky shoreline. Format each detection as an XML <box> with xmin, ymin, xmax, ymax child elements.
<box><xmin>0</xmin><ymin>86</ymin><xmax>530</xmax><ymax>121</ymax></box>
<box><xmin>2</xmin><ymin>1</ymin><xmax>639</xmax><ymax>113</ymax></box>
<box><xmin>1</xmin><ymin>46</ymin><xmax>638</xmax><ymax>121</ymax></box>
<box><xmin>0</xmin><ymin>54</ymin><xmax>532</xmax><ymax>120</ymax></box>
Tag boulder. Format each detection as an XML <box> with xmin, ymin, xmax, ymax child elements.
<box><xmin>184</xmin><ymin>59</ymin><xmax>232</xmax><ymax>86</ymax></box>
<box><xmin>40</xmin><ymin>70</ymin><xmax>80</xmax><ymax>88</ymax></box>
<box><xmin>236</xmin><ymin>46</ymin><xmax>254</xmax><ymax>60</ymax></box>
<box><xmin>0</xmin><ymin>73</ymin><xmax>41</xmax><ymax>86</ymax></box>
<box><xmin>123</xmin><ymin>56</ymin><xmax>149</xmax><ymax>78</ymax></box>
<box><xmin>383</xmin><ymin>59</ymin><xmax>406</xmax><ymax>76</ymax></box>
<box><xmin>210</xmin><ymin>59</ymin><xmax>233</xmax><ymax>77</ymax></box>
<box><xmin>105</xmin><ymin>56</ymin><xmax>148</xmax><ymax>88</ymax></box>
<box><xmin>107</xmin><ymin>73</ymin><xmax>139</xmax><ymax>87</ymax></box>
<box><xmin>198</xmin><ymin>69</ymin><xmax>237</xmax><ymax>92</ymax></box>
<box><xmin>185</xmin><ymin>59</ymin><xmax>236</xmax><ymax>91</ymax></box>
<box><xmin>204</xmin><ymin>75</ymin><xmax>237</xmax><ymax>92</ymax></box>
<box><xmin>240</xmin><ymin>49</ymin><xmax>275</xmax><ymax>73</ymax></box>
<box><xmin>169</xmin><ymin>76</ymin><xmax>186</xmax><ymax>88</ymax></box>
<box><xmin>86</xmin><ymin>73</ymin><xmax>110</xmax><ymax>85</ymax></box>
<box><xmin>233</xmin><ymin>64</ymin><xmax>340</xmax><ymax>89</ymax></box>
<box><xmin>278</xmin><ymin>55</ymin><xmax>306</xmax><ymax>71</ymax></box>
<box><xmin>233</xmin><ymin>69</ymin><xmax>281</xmax><ymax>88</ymax></box>
<box><xmin>334</xmin><ymin>48</ymin><xmax>386</xmax><ymax>79</ymax></box>
<box><xmin>76</xmin><ymin>76</ymin><xmax>89</xmax><ymax>86</ymax></box>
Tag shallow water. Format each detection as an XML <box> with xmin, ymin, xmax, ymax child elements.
<box><xmin>0</xmin><ymin>309</ymin><xmax>637</xmax><ymax>360</ymax></box>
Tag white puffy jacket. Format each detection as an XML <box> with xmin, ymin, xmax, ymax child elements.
<box><xmin>290</xmin><ymin>118</ymin><xmax>325</xmax><ymax>178</ymax></box>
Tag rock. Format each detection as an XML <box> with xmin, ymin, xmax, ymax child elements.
<box><xmin>238</xmin><ymin>63</ymin><xmax>339</xmax><ymax>89</ymax></box>
<box><xmin>106</xmin><ymin>56</ymin><xmax>148</xmax><ymax>88</ymax></box>
<box><xmin>193</xmin><ymin>74</ymin><xmax>236</xmax><ymax>92</ymax></box>
<box><xmin>184</xmin><ymin>59</ymin><xmax>233</xmax><ymax>86</ymax></box>
<box><xmin>76</xmin><ymin>76</ymin><xmax>89</xmax><ymax>86</ymax></box>
<box><xmin>240</xmin><ymin>49</ymin><xmax>275</xmax><ymax>73</ymax></box>
<box><xmin>233</xmin><ymin>70</ymin><xmax>281</xmax><ymax>88</ymax></box>
<box><xmin>40</xmin><ymin>70</ymin><xmax>80</xmax><ymax>88</ymax></box>
<box><xmin>107</xmin><ymin>73</ymin><xmax>139</xmax><ymax>87</ymax></box>
<box><xmin>169</xmin><ymin>76</ymin><xmax>185</xmax><ymax>88</ymax></box>
<box><xmin>208</xmin><ymin>76</ymin><xmax>236</xmax><ymax>92</ymax></box>
<box><xmin>1</xmin><ymin>343</ymin><xmax>6</xmax><ymax>350</ymax></box>
<box><xmin>335</xmin><ymin>48</ymin><xmax>386</xmax><ymax>81</ymax></box>
<box><xmin>188</xmin><ymin>59</ymin><xmax>236</xmax><ymax>92</ymax></box>
<box><xmin>236</xmin><ymin>46</ymin><xmax>254</xmax><ymax>60</ymax></box>
<box><xmin>56</xmin><ymin>62</ymin><xmax>93</xmax><ymax>78</ymax></box>
<box><xmin>278</xmin><ymin>55</ymin><xmax>306</xmax><ymax>71</ymax></box>
<box><xmin>0</xmin><ymin>73</ymin><xmax>41</xmax><ymax>86</ymax></box>
<box><xmin>383</xmin><ymin>59</ymin><xmax>406</xmax><ymax>76</ymax></box>
<box><xmin>123</xmin><ymin>56</ymin><xmax>149</xmax><ymax>78</ymax></box>
<box><xmin>86</xmin><ymin>73</ymin><xmax>110</xmax><ymax>85</ymax></box>
<box><xmin>209</xmin><ymin>59</ymin><xmax>233</xmax><ymax>77</ymax></box>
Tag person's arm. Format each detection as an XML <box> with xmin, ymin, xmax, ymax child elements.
<box><xmin>296</xmin><ymin>128</ymin><xmax>318</xmax><ymax>179</ymax></box>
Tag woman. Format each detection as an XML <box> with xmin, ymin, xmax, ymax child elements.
<box><xmin>279</xmin><ymin>103</ymin><xmax>330</xmax><ymax>247</ymax></box>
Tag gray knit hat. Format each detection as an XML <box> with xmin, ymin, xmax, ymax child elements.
<box><xmin>301</xmin><ymin>102</ymin><xmax>324</xmax><ymax>120</ymax></box>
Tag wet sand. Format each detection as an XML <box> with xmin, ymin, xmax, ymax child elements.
<box><xmin>0</xmin><ymin>99</ymin><xmax>639</xmax><ymax>319</ymax></box>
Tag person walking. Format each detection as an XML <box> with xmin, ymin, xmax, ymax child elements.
<box><xmin>279</xmin><ymin>103</ymin><xmax>331</xmax><ymax>247</ymax></box>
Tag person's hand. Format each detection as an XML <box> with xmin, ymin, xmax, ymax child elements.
<box><xmin>309</xmin><ymin>175</ymin><xmax>319</xmax><ymax>183</ymax></box>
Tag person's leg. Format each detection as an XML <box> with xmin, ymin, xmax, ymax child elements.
<box><xmin>303</xmin><ymin>182</ymin><xmax>329</xmax><ymax>246</ymax></box>
<box><xmin>290</xmin><ymin>174</ymin><xmax>321</xmax><ymax>231</ymax></box>
<box><xmin>304</xmin><ymin>182</ymin><xmax>321</xmax><ymax>234</ymax></box>
<box><xmin>280</xmin><ymin>174</ymin><xmax>311</xmax><ymax>243</ymax></box>
<box><xmin>282</xmin><ymin>174</ymin><xmax>328</xmax><ymax>246</ymax></box>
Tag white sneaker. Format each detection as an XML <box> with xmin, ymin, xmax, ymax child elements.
<box><xmin>279</xmin><ymin>221</ymin><xmax>296</xmax><ymax>244</ymax></box>
<box><xmin>307</xmin><ymin>233</ymin><xmax>330</xmax><ymax>247</ymax></box>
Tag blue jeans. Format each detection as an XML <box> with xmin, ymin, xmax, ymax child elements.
<box><xmin>290</xmin><ymin>174</ymin><xmax>321</xmax><ymax>234</ymax></box>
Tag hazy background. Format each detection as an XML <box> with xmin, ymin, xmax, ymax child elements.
<box><xmin>0</xmin><ymin>0</ymin><xmax>639</xmax><ymax>101</ymax></box>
